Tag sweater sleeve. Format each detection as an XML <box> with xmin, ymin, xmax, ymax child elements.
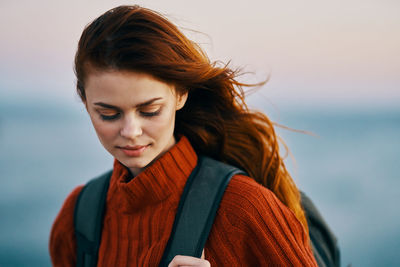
<box><xmin>205</xmin><ymin>174</ymin><xmax>318</xmax><ymax>266</ymax></box>
<box><xmin>49</xmin><ymin>185</ymin><xmax>84</xmax><ymax>267</ymax></box>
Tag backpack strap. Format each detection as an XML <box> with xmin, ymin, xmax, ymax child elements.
<box><xmin>159</xmin><ymin>156</ymin><xmax>245</xmax><ymax>266</ymax></box>
<box><xmin>74</xmin><ymin>170</ymin><xmax>112</xmax><ymax>267</ymax></box>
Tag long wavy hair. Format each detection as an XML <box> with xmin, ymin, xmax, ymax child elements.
<box><xmin>74</xmin><ymin>5</ymin><xmax>308</xmax><ymax>232</ymax></box>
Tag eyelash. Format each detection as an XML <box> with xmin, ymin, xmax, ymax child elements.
<box><xmin>100</xmin><ymin>113</ymin><xmax>121</xmax><ymax>121</ymax></box>
<box><xmin>99</xmin><ymin>109</ymin><xmax>161</xmax><ymax>121</ymax></box>
<box><xmin>140</xmin><ymin>110</ymin><xmax>161</xmax><ymax>117</ymax></box>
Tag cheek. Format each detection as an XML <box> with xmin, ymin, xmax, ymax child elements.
<box><xmin>91</xmin><ymin>117</ymin><xmax>119</xmax><ymax>144</ymax></box>
<box><xmin>144</xmin><ymin>110</ymin><xmax>176</xmax><ymax>138</ymax></box>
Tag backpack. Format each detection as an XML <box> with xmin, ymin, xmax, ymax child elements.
<box><xmin>74</xmin><ymin>156</ymin><xmax>340</xmax><ymax>267</ymax></box>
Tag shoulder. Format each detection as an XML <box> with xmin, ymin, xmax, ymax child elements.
<box><xmin>206</xmin><ymin>174</ymin><xmax>317</xmax><ymax>265</ymax></box>
<box><xmin>219</xmin><ymin>174</ymin><xmax>308</xmax><ymax>245</ymax></box>
<box><xmin>49</xmin><ymin>185</ymin><xmax>84</xmax><ymax>266</ymax></box>
<box><xmin>221</xmin><ymin>174</ymin><xmax>294</xmax><ymax>219</ymax></box>
<box><xmin>52</xmin><ymin>185</ymin><xmax>85</xmax><ymax>231</ymax></box>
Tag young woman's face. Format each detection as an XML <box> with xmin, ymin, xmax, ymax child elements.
<box><xmin>84</xmin><ymin>70</ymin><xmax>188</xmax><ymax>176</ymax></box>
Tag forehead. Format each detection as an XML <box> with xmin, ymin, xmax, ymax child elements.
<box><xmin>85</xmin><ymin>70</ymin><xmax>176</xmax><ymax>105</ymax></box>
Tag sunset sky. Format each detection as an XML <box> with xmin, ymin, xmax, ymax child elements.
<box><xmin>1</xmin><ymin>0</ymin><xmax>399</xmax><ymax>108</ymax></box>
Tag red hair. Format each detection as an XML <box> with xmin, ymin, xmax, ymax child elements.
<box><xmin>74</xmin><ymin>5</ymin><xmax>308</xmax><ymax>233</ymax></box>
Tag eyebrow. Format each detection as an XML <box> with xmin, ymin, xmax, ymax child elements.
<box><xmin>94</xmin><ymin>97</ymin><xmax>163</xmax><ymax>109</ymax></box>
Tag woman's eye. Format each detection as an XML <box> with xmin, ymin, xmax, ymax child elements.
<box><xmin>140</xmin><ymin>109</ymin><xmax>161</xmax><ymax>117</ymax></box>
<box><xmin>100</xmin><ymin>113</ymin><xmax>120</xmax><ymax>121</ymax></box>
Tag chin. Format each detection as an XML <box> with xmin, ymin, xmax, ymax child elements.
<box><xmin>121</xmin><ymin>157</ymin><xmax>150</xmax><ymax>169</ymax></box>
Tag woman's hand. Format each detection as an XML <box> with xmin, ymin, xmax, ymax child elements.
<box><xmin>168</xmin><ymin>249</ymin><xmax>210</xmax><ymax>267</ymax></box>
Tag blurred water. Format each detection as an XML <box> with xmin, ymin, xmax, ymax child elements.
<box><xmin>0</xmin><ymin>99</ymin><xmax>399</xmax><ymax>266</ymax></box>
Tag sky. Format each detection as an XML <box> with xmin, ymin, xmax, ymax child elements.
<box><xmin>0</xmin><ymin>0</ymin><xmax>399</xmax><ymax>108</ymax></box>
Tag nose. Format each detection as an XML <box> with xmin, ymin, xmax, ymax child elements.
<box><xmin>120</xmin><ymin>113</ymin><xmax>143</xmax><ymax>139</ymax></box>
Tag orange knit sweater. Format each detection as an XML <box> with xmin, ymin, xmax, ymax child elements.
<box><xmin>50</xmin><ymin>136</ymin><xmax>317</xmax><ymax>266</ymax></box>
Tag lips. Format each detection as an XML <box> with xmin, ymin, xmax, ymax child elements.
<box><xmin>117</xmin><ymin>144</ymin><xmax>149</xmax><ymax>157</ymax></box>
<box><xmin>121</xmin><ymin>145</ymin><xmax>147</xmax><ymax>150</ymax></box>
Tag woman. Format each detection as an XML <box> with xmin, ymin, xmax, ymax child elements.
<box><xmin>50</xmin><ymin>5</ymin><xmax>318</xmax><ymax>266</ymax></box>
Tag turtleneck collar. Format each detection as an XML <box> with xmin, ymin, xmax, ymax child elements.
<box><xmin>106</xmin><ymin>136</ymin><xmax>198</xmax><ymax>212</ymax></box>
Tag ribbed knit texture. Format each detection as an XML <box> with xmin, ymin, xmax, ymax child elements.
<box><xmin>50</xmin><ymin>136</ymin><xmax>317</xmax><ymax>266</ymax></box>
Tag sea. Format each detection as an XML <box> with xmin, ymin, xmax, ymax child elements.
<box><xmin>0</xmin><ymin>97</ymin><xmax>399</xmax><ymax>266</ymax></box>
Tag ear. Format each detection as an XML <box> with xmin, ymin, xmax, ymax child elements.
<box><xmin>176</xmin><ymin>92</ymin><xmax>188</xmax><ymax>111</ymax></box>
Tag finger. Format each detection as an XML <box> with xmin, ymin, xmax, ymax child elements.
<box><xmin>168</xmin><ymin>255</ymin><xmax>210</xmax><ymax>267</ymax></box>
<box><xmin>201</xmin><ymin>249</ymin><xmax>205</xmax><ymax>260</ymax></box>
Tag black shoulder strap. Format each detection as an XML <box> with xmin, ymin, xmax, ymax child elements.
<box><xmin>74</xmin><ymin>170</ymin><xmax>112</xmax><ymax>267</ymax></box>
<box><xmin>159</xmin><ymin>156</ymin><xmax>245</xmax><ymax>266</ymax></box>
